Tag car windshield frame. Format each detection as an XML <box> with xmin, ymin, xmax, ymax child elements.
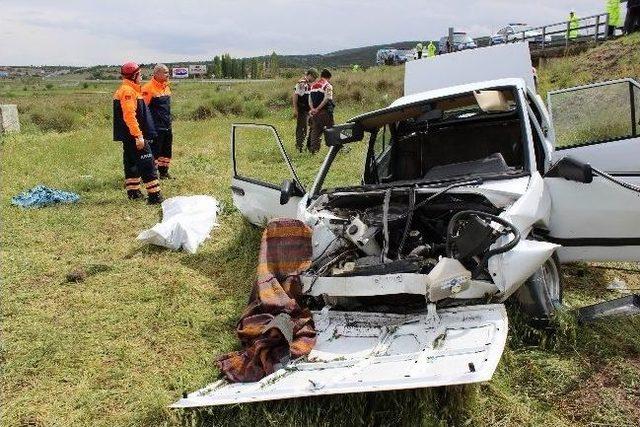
<box><xmin>308</xmin><ymin>85</ymin><xmax>532</xmax><ymax>198</ymax></box>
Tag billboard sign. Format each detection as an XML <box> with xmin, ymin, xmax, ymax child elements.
<box><xmin>172</xmin><ymin>67</ymin><xmax>189</xmax><ymax>79</ymax></box>
<box><xmin>189</xmin><ymin>65</ymin><xmax>207</xmax><ymax>76</ymax></box>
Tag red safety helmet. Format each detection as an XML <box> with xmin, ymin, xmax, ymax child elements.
<box><xmin>121</xmin><ymin>61</ymin><xmax>140</xmax><ymax>78</ymax></box>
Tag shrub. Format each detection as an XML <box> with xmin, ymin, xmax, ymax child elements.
<box><xmin>245</xmin><ymin>100</ymin><xmax>267</xmax><ymax>119</ymax></box>
<box><xmin>282</xmin><ymin>70</ymin><xmax>296</xmax><ymax>79</ymax></box>
<box><xmin>82</xmin><ymin>82</ymin><xmax>89</xmax><ymax>89</ymax></box>
<box><xmin>30</xmin><ymin>110</ymin><xmax>79</xmax><ymax>132</ymax></box>
<box><xmin>45</xmin><ymin>83</ymin><xmax>54</xmax><ymax>90</ymax></box>
<box><xmin>375</xmin><ymin>78</ymin><xmax>392</xmax><ymax>91</ymax></box>
<box><xmin>266</xmin><ymin>88</ymin><xmax>291</xmax><ymax>108</ymax></box>
<box><xmin>210</xmin><ymin>92</ymin><xmax>244</xmax><ymax>115</ymax></box>
<box><xmin>189</xmin><ymin>104</ymin><xmax>216</xmax><ymax>121</ymax></box>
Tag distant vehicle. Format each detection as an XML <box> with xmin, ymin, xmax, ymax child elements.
<box><xmin>438</xmin><ymin>32</ymin><xmax>477</xmax><ymax>54</ymax></box>
<box><xmin>376</xmin><ymin>48</ymin><xmax>407</xmax><ymax>66</ymax></box>
<box><xmin>491</xmin><ymin>24</ymin><xmax>552</xmax><ymax>45</ymax></box>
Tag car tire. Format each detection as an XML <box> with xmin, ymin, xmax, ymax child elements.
<box><xmin>514</xmin><ymin>254</ymin><xmax>563</xmax><ymax>322</ymax></box>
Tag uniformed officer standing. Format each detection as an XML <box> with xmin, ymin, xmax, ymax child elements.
<box><xmin>292</xmin><ymin>68</ymin><xmax>318</xmax><ymax>152</ymax></box>
<box><xmin>142</xmin><ymin>64</ymin><xmax>173</xmax><ymax>179</ymax></box>
<box><xmin>427</xmin><ymin>41</ymin><xmax>437</xmax><ymax>57</ymax></box>
<box><xmin>113</xmin><ymin>62</ymin><xmax>163</xmax><ymax>204</ymax></box>
<box><xmin>606</xmin><ymin>0</ymin><xmax>622</xmax><ymax>36</ymax></box>
<box><xmin>308</xmin><ymin>68</ymin><xmax>335</xmax><ymax>154</ymax></box>
<box><xmin>568</xmin><ymin>11</ymin><xmax>580</xmax><ymax>40</ymax></box>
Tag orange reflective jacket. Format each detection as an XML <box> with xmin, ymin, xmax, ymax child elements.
<box><xmin>113</xmin><ymin>80</ymin><xmax>156</xmax><ymax>141</ymax></box>
<box><xmin>142</xmin><ymin>78</ymin><xmax>172</xmax><ymax>130</ymax></box>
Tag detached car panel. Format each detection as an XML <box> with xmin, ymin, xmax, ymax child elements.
<box><xmin>172</xmin><ymin>305</ymin><xmax>508</xmax><ymax>408</ymax></box>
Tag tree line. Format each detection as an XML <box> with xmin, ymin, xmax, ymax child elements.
<box><xmin>212</xmin><ymin>52</ymin><xmax>279</xmax><ymax>79</ymax></box>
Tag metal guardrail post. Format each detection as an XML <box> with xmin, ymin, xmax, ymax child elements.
<box><xmin>541</xmin><ymin>26</ymin><xmax>546</xmax><ymax>49</ymax></box>
<box><xmin>595</xmin><ymin>15</ymin><xmax>600</xmax><ymax>43</ymax></box>
<box><xmin>604</xmin><ymin>13</ymin><xmax>609</xmax><ymax>40</ymax></box>
<box><xmin>566</xmin><ymin>21</ymin><xmax>570</xmax><ymax>48</ymax></box>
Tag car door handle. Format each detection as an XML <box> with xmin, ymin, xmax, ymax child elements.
<box><xmin>231</xmin><ymin>185</ymin><xmax>245</xmax><ymax>196</ymax></box>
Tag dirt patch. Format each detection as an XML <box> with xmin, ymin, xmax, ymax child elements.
<box><xmin>65</xmin><ymin>263</ymin><xmax>112</xmax><ymax>283</ymax></box>
<box><xmin>558</xmin><ymin>358</ymin><xmax>640</xmax><ymax>425</ymax></box>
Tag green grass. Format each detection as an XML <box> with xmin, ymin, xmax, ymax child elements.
<box><xmin>2</xmin><ymin>50</ymin><xmax>640</xmax><ymax>426</ymax></box>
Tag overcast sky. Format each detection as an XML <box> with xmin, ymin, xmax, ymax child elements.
<box><xmin>0</xmin><ymin>0</ymin><xmax>609</xmax><ymax>66</ymax></box>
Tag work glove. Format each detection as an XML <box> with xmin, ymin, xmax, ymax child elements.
<box><xmin>135</xmin><ymin>135</ymin><xmax>144</xmax><ymax>150</ymax></box>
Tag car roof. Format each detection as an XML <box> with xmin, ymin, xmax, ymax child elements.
<box><xmin>394</xmin><ymin>78</ymin><xmax>526</xmax><ymax>107</ymax></box>
<box><xmin>348</xmin><ymin>78</ymin><xmax>526</xmax><ymax>130</ymax></box>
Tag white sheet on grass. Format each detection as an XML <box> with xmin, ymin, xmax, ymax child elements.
<box><xmin>137</xmin><ymin>196</ymin><xmax>220</xmax><ymax>254</ymax></box>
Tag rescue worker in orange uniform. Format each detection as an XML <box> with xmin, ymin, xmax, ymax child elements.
<box><xmin>113</xmin><ymin>61</ymin><xmax>163</xmax><ymax>204</ymax></box>
<box><xmin>142</xmin><ymin>64</ymin><xmax>173</xmax><ymax>179</ymax></box>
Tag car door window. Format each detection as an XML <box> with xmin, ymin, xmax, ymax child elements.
<box><xmin>548</xmin><ymin>80</ymin><xmax>639</xmax><ymax>149</ymax></box>
<box><xmin>373</xmin><ymin>125</ymin><xmax>392</xmax><ymax>159</ymax></box>
<box><xmin>233</xmin><ymin>124</ymin><xmax>302</xmax><ymax>190</ymax></box>
<box><xmin>321</xmin><ymin>143</ymin><xmax>369</xmax><ymax>192</ymax></box>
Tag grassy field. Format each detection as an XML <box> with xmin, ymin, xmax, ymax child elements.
<box><xmin>2</xmin><ymin>42</ymin><xmax>640</xmax><ymax>426</ymax></box>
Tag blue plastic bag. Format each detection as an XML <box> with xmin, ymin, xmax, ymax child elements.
<box><xmin>11</xmin><ymin>185</ymin><xmax>80</xmax><ymax>208</ymax></box>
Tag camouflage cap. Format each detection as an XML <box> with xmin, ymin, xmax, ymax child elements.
<box><xmin>306</xmin><ymin>68</ymin><xmax>319</xmax><ymax>79</ymax></box>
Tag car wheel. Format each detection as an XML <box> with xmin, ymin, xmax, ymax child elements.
<box><xmin>514</xmin><ymin>254</ymin><xmax>563</xmax><ymax>321</ymax></box>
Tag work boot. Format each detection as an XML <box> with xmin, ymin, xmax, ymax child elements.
<box><xmin>158</xmin><ymin>166</ymin><xmax>172</xmax><ymax>179</ymax></box>
<box><xmin>127</xmin><ymin>189</ymin><xmax>144</xmax><ymax>200</ymax></box>
<box><xmin>147</xmin><ymin>191</ymin><xmax>164</xmax><ymax>205</ymax></box>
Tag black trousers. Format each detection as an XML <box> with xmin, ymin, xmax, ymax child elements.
<box><xmin>625</xmin><ymin>6</ymin><xmax>640</xmax><ymax>34</ymax></box>
<box><xmin>122</xmin><ymin>136</ymin><xmax>159</xmax><ymax>193</ymax></box>
<box><xmin>151</xmin><ymin>129</ymin><xmax>173</xmax><ymax>171</ymax></box>
<box><xmin>308</xmin><ymin>109</ymin><xmax>334</xmax><ymax>153</ymax></box>
<box><xmin>295</xmin><ymin>108</ymin><xmax>310</xmax><ymax>150</ymax></box>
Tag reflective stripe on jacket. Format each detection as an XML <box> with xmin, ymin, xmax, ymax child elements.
<box><xmin>142</xmin><ymin>78</ymin><xmax>172</xmax><ymax>130</ymax></box>
<box><xmin>113</xmin><ymin>79</ymin><xmax>156</xmax><ymax>141</ymax></box>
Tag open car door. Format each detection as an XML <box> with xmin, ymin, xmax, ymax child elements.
<box><xmin>231</xmin><ymin>124</ymin><xmax>305</xmax><ymax>226</ymax></box>
<box><xmin>544</xmin><ymin>79</ymin><xmax>640</xmax><ymax>262</ymax></box>
<box><xmin>172</xmin><ymin>305</ymin><xmax>508</xmax><ymax>408</ymax></box>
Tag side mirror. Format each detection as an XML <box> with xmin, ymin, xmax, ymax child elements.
<box><xmin>280</xmin><ymin>179</ymin><xmax>303</xmax><ymax>205</ymax></box>
<box><xmin>545</xmin><ymin>157</ymin><xmax>593</xmax><ymax>183</ymax></box>
<box><xmin>324</xmin><ymin>123</ymin><xmax>364</xmax><ymax>147</ymax></box>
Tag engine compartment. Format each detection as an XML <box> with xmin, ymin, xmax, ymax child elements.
<box><xmin>305</xmin><ymin>188</ymin><xmax>521</xmax><ymax>310</ymax></box>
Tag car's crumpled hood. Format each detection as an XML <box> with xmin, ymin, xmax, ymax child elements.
<box><xmin>172</xmin><ymin>304</ymin><xmax>508</xmax><ymax>408</ymax></box>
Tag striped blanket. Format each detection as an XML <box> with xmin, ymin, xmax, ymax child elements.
<box><xmin>216</xmin><ymin>218</ymin><xmax>316</xmax><ymax>383</ymax></box>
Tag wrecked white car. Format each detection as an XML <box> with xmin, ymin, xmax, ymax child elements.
<box><xmin>174</xmin><ymin>44</ymin><xmax>640</xmax><ymax>407</ymax></box>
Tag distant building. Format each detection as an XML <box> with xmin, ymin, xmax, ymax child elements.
<box><xmin>189</xmin><ymin>65</ymin><xmax>207</xmax><ymax>77</ymax></box>
<box><xmin>0</xmin><ymin>71</ymin><xmax>8</xmax><ymax>78</ymax></box>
